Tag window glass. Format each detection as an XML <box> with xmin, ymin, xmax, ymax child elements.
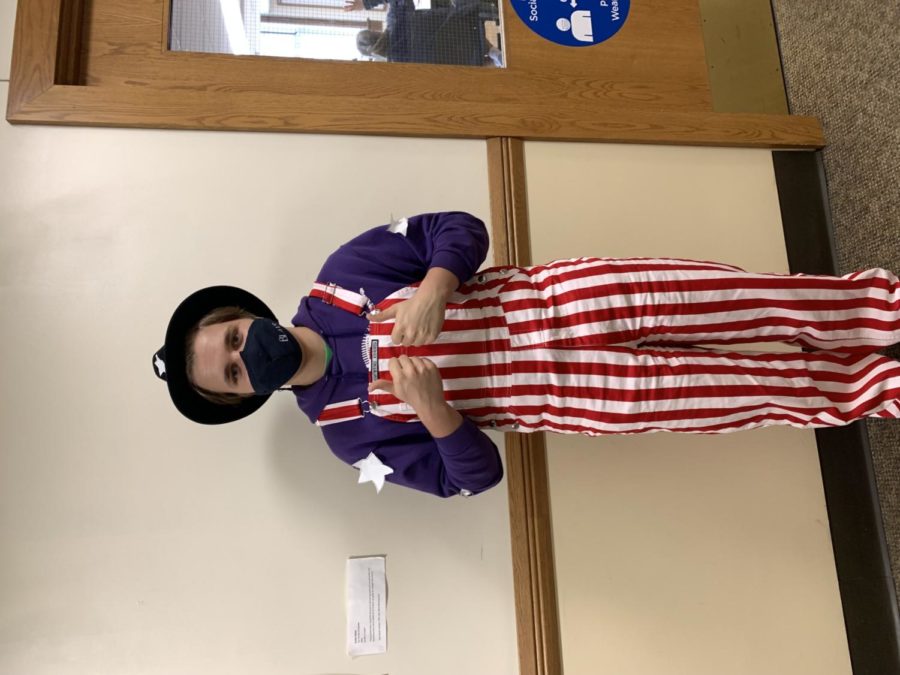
<box><xmin>170</xmin><ymin>0</ymin><xmax>505</xmax><ymax>67</ymax></box>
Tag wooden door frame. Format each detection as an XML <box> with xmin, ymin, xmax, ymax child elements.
<box><xmin>7</xmin><ymin>0</ymin><xmax>824</xmax><ymax>147</ymax></box>
<box><xmin>487</xmin><ymin>137</ymin><xmax>562</xmax><ymax>675</ymax></box>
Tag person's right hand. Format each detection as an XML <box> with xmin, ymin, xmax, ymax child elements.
<box><xmin>367</xmin><ymin>289</ymin><xmax>446</xmax><ymax>347</ymax></box>
<box><xmin>343</xmin><ymin>0</ymin><xmax>365</xmax><ymax>11</ymax></box>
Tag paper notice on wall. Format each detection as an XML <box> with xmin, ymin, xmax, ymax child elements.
<box><xmin>346</xmin><ymin>556</ymin><xmax>387</xmax><ymax>656</ymax></box>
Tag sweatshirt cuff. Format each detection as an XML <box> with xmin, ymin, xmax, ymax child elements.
<box><xmin>429</xmin><ymin>251</ymin><xmax>471</xmax><ymax>288</ymax></box>
<box><xmin>434</xmin><ymin>416</ymin><xmax>483</xmax><ymax>457</ymax></box>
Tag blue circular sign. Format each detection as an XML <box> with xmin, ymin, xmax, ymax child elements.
<box><xmin>510</xmin><ymin>0</ymin><xmax>630</xmax><ymax>47</ymax></box>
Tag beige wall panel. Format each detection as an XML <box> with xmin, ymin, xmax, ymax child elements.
<box><xmin>1</xmin><ymin>0</ymin><xmax>16</xmax><ymax>81</ymax></box>
<box><xmin>0</xmin><ymin>81</ymin><xmax>516</xmax><ymax>675</ymax></box>
<box><xmin>524</xmin><ymin>141</ymin><xmax>851</xmax><ymax>675</ymax></box>
<box><xmin>698</xmin><ymin>0</ymin><xmax>789</xmax><ymax>114</ymax></box>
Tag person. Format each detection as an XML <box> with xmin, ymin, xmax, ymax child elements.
<box><xmin>346</xmin><ymin>0</ymin><xmax>501</xmax><ymax>66</ymax></box>
<box><xmin>154</xmin><ymin>211</ymin><xmax>900</xmax><ymax>498</ymax></box>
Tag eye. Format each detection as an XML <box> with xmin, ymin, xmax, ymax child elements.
<box><xmin>231</xmin><ymin>363</ymin><xmax>240</xmax><ymax>384</ymax></box>
<box><xmin>231</xmin><ymin>328</ymin><xmax>241</xmax><ymax>349</ymax></box>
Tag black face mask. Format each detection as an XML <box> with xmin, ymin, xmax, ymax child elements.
<box><xmin>240</xmin><ymin>319</ymin><xmax>302</xmax><ymax>395</ymax></box>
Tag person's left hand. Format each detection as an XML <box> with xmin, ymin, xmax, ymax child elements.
<box><xmin>343</xmin><ymin>0</ymin><xmax>365</xmax><ymax>10</ymax></box>
<box><xmin>369</xmin><ymin>356</ymin><xmax>462</xmax><ymax>438</ymax></box>
<box><xmin>368</xmin><ymin>289</ymin><xmax>447</xmax><ymax>346</ymax></box>
<box><xmin>368</xmin><ymin>355</ymin><xmax>445</xmax><ymax>412</ymax></box>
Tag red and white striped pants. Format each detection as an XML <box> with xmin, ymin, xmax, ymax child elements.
<box><xmin>366</xmin><ymin>258</ymin><xmax>900</xmax><ymax>435</ymax></box>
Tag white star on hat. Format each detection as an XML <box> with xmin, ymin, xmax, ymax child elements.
<box><xmin>353</xmin><ymin>452</ymin><xmax>394</xmax><ymax>493</ymax></box>
<box><xmin>154</xmin><ymin>354</ymin><xmax>166</xmax><ymax>377</ymax></box>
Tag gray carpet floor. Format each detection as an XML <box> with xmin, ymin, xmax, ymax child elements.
<box><xmin>770</xmin><ymin>1</ymin><xmax>900</xmax><ymax>596</ymax></box>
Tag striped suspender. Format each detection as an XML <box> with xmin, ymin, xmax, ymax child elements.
<box><xmin>316</xmin><ymin>399</ymin><xmax>368</xmax><ymax>426</ymax></box>
<box><xmin>309</xmin><ymin>282</ymin><xmax>373</xmax><ymax>315</ymax></box>
<box><xmin>311</xmin><ymin>282</ymin><xmax>374</xmax><ymax>426</ymax></box>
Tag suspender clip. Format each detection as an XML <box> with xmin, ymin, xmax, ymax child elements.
<box><xmin>322</xmin><ymin>282</ymin><xmax>338</xmax><ymax>306</ymax></box>
<box><xmin>360</xmin><ymin>287</ymin><xmax>376</xmax><ymax>315</ymax></box>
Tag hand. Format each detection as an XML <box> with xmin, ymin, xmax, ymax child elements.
<box><xmin>368</xmin><ymin>289</ymin><xmax>447</xmax><ymax>346</ymax></box>
<box><xmin>343</xmin><ymin>0</ymin><xmax>365</xmax><ymax>10</ymax></box>
<box><xmin>369</xmin><ymin>355</ymin><xmax>445</xmax><ymax>412</ymax></box>
<box><xmin>369</xmin><ymin>355</ymin><xmax>463</xmax><ymax>438</ymax></box>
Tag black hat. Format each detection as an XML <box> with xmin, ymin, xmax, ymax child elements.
<box><xmin>153</xmin><ymin>286</ymin><xmax>277</xmax><ymax>425</ymax></box>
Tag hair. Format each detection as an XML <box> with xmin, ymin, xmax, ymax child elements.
<box><xmin>185</xmin><ymin>306</ymin><xmax>258</xmax><ymax>406</ymax></box>
<box><xmin>357</xmin><ymin>29</ymin><xmax>390</xmax><ymax>59</ymax></box>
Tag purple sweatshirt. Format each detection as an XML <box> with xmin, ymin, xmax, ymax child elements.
<box><xmin>290</xmin><ymin>212</ymin><xmax>504</xmax><ymax>498</ymax></box>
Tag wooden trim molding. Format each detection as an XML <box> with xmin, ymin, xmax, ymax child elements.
<box><xmin>488</xmin><ymin>138</ymin><xmax>563</xmax><ymax>675</ymax></box>
<box><xmin>7</xmin><ymin>0</ymin><xmax>825</xmax><ymax>148</ymax></box>
<box><xmin>7</xmin><ymin>0</ymin><xmax>61</xmax><ymax>115</ymax></box>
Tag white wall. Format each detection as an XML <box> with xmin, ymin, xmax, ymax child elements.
<box><xmin>525</xmin><ymin>141</ymin><xmax>851</xmax><ymax>675</ymax></box>
<box><xmin>0</xmin><ymin>76</ymin><xmax>517</xmax><ymax>674</ymax></box>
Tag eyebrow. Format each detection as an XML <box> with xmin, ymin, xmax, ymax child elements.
<box><xmin>223</xmin><ymin>326</ymin><xmax>233</xmax><ymax>386</ymax></box>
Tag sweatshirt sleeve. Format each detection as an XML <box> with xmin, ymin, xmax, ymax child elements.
<box><xmin>322</xmin><ymin>416</ymin><xmax>504</xmax><ymax>498</ymax></box>
<box><xmin>316</xmin><ymin>212</ymin><xmax>490</xmax><ymax>297</ymax></box>
<box><xmin>402</xmin><ymin>211</ymin><xmax>490</xmax><ymax>286</ymax></box>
